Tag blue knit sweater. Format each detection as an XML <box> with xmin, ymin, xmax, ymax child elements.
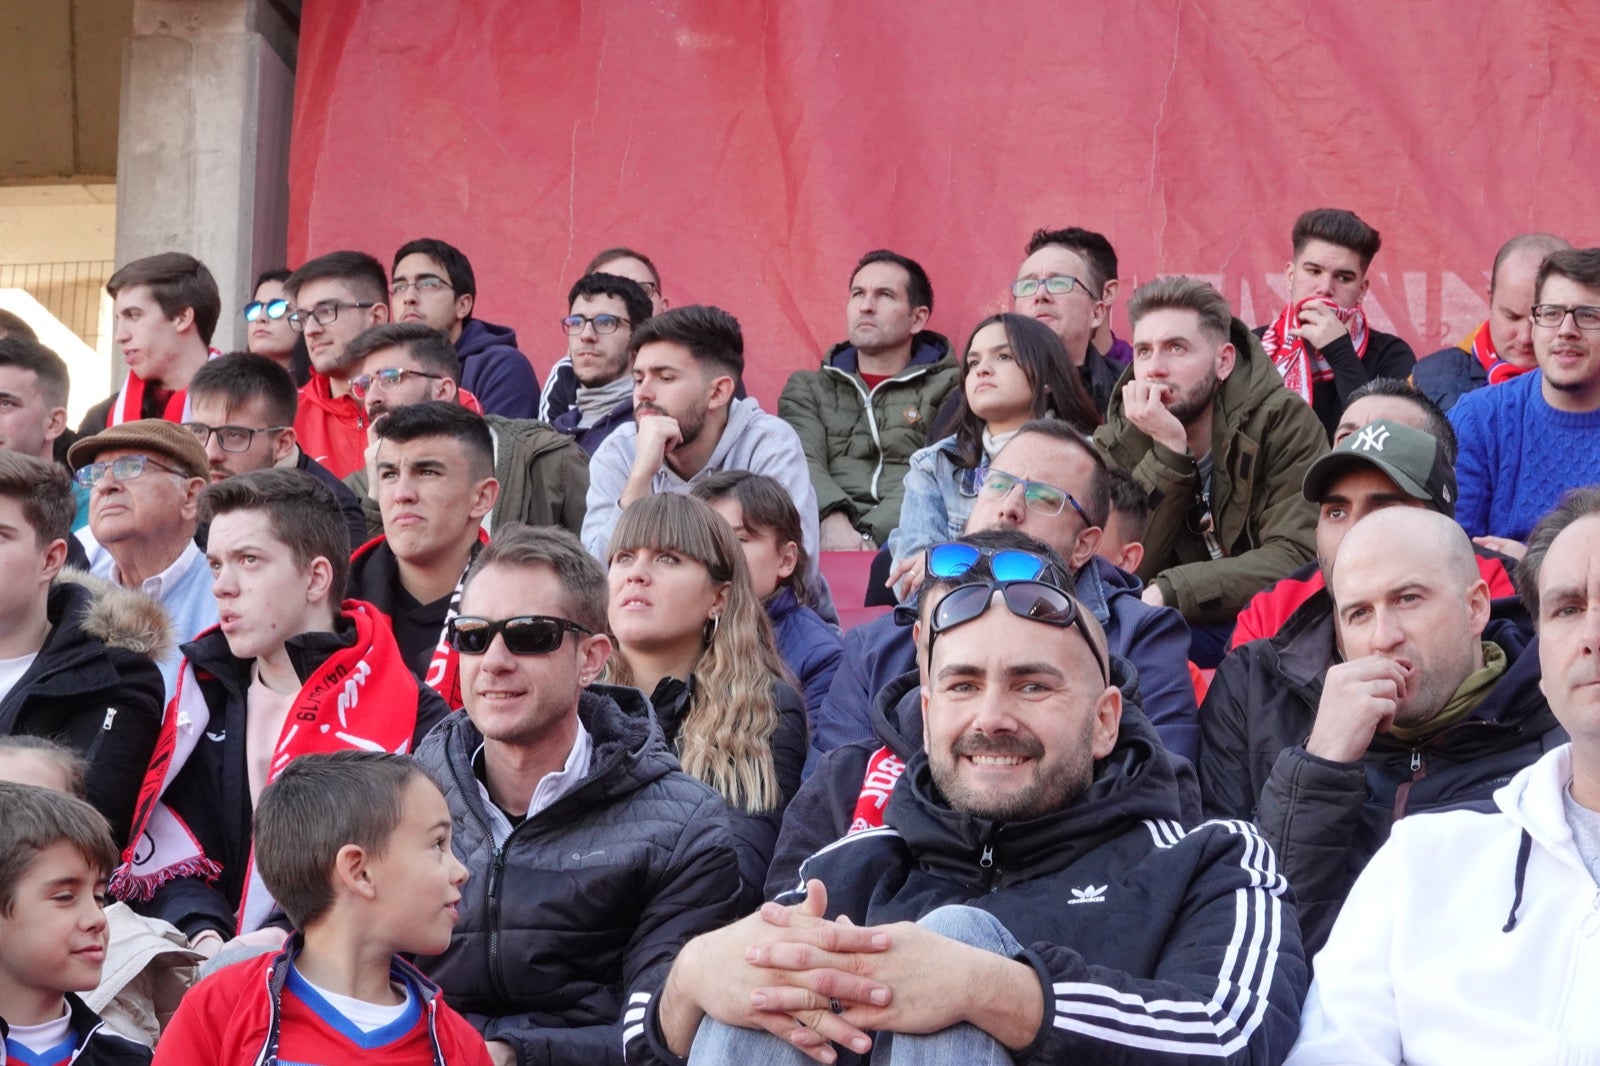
<box><xmin>1449</xmin><ymin>370</ymin><xmax>1600</xmax><ymax>540</ymax></box>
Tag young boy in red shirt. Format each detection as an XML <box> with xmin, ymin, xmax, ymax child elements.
<box><xmin>156</xmin><ymin>753</ymin><xmax>489</xmax><ymax>1064</ymax></box>
<box><xmin>0</xmin><ymin>782</ymin><xmax>151</xmax><ymax>1065</ymax></box>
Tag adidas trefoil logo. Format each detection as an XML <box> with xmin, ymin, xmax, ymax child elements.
<box><xmin>1068</xmin><ymin>884</ymin><xmax>1108</xmax><ymax>904</ymax></box>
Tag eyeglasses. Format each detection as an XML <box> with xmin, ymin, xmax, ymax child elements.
<box><xmin>1531</xmin><ymin>304</ymin><xmax>1600</xmax><ymax>330</ymax></box>
<box><xmin>560</xmin><ymin>314</ymin><xmax>631</xmax><ymax>336</ymax></box>
<box><xmin>975</xmin><ymin>469</ymin><xmax>1093</xmax><ymax>527</ymax></box>
<box><xmin>390</xmin><ymin>276</ymin><xmax>453</xmax><ymax>296</ymax></box>
<box><xmin>928</xmin><ymin>580</ymin><xmax>1108</xmax><ymax>683</ymax></box>
<box><xmin>349</xmin><ymin>368</ymin><xmax>445</xmax><ymax>399</ymax></box>
<box><xmin>926</xmin><ymin>543</ymin><xmax>1059</xmax><ymax>584</ymax></box>
<box><xmin>1010</xmin><ymin>275</ymin><xmax>1096</xmax><ymax>300</ymax></box>
<box><xmin>287</xmin><ymin>301</ymin><xmax>379</xmax><ymax>332</ymax></box>
<box><xmin>445</xmin><ymin>615</ymin><xmax>593</xmax><ymax>656</ymax></box>
<box><xmin>74</xmin><ymin>454</ymin><xmax>189</xmax><ymax>488</ymax></box>
<box><xmin>184</xmin><ymin>422</ymin><xmax>289</xmax><ymax>453</ymax></box>
<box><xmin>243</xmin><ymin>299</ymin><xmax>289</xmax><ymax>322</ymax></box>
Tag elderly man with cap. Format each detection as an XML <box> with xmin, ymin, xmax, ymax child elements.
<box><xmin>69</xmin><ymin>418</ymin><xmax>216</xmax><ymax>695</ymax></box>
<box><xmin>1197</xmin><ymin>420</ymin><xmax>1563</xmax><ymax>956</ymax></box>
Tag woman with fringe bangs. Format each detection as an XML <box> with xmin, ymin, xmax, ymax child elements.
<box><xmin>604</xmin><ymin>493</ymin><xmax>807</xmax><ymax>886</ymax></box>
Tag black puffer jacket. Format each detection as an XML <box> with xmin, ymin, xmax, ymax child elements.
<box><xmin>414</xmin><ymin>684</ymin><xmax>755</xmax><ymax>1066</ymax></box>
<box><xmin>646</xmin><ymin>674</ymin><xmax>807</xmax><ymax>888</ymax></box>
<box><xmin>0</xmin><ymin>571</ymin><xmax>167</xmax><ymax>848</ymax></box>
<box><xmin>765</xmin><ymin>654</ymin><xmax>1203</xmax><ymax>900</ymax></box>
<box><xmin>730</xmin><ymin>695</ymin><xmax>1306</xmax><ymax>1066</ymax></box>
<box><xmin>1198</xmin><ymin>591</ymin><xmax>1565</xmax><ymax>956</ymax></box>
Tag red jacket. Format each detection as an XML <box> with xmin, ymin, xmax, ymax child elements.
<box><xmin>1231</xmin><ymin>551</ymin><xmax>1518</xmax><ymax>648</ymax></box>
<box><xmin>295</xmin><ymin>373</ymin><xmax>367</xmax><ymax>478</ymax></box>
<box><xmin>156</xmin><ymin>939</ymin><xmax>492</xmax><ymax>1065</ymax></box>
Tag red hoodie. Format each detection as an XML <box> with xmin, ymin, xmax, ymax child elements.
<box><xmin>295</xmin><ymin>373</ymin><xmax>367</xmax><ymax>478</ymax></box>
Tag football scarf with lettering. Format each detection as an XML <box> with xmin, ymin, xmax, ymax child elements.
<box><xmin>1461</xmin><ymin>319</ymin><xmax>1532</xmax><ymax>385</ymax></box>
<box><xmin>112</xmin><ymin>601</ymin><xmax>423</xmax><ymax>932</ymax></box>
<box><xmin>848</xmin><ymin>746</ymin><xmax>908</xmax><ymax>833</ymax></box>
<box><xmin>1260</xmin><ymin>296</ymin><xmax>1369</xmax><ymax>402</ymax></box>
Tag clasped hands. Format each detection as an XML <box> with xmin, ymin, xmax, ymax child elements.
<box><xmin>661</xmin><ymin>880</ymin><xmax>978</xmax><ymax>1064</ymax></box>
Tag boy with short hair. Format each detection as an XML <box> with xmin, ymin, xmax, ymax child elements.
<box><xmin>0</xmin><ymin>781</ymin><xmax>152</xmax><ymax>1064</ymax></box>
<box><xmin>1098</xmin><ymin>465</ymin><xmax>1151</xmax><ymax>575</ymax></box>
<box><xmin>156</xmin><ymin>752</ymin><xmax>489</xmax><ymax>1064</ymax></box>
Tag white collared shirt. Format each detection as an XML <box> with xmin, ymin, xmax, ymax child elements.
<box><xmin>87</xmin><ymin>537</ymin><xmax>204</xmax><ymax>602</ymax></box>
<box><xmin>473</xmin><ymin>721</ymin><xmax>593</xmax><ymax>845</ymax></box>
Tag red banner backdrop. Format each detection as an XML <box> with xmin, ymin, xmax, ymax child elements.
<box><xmin>289</xmin><ymin>1</ymin><xmax>1600</xmax><ymax>406</ymax></box>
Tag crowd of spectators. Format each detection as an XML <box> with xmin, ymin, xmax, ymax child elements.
<box><xmin>0</xmin><ymin>209</ymin><xmax>1598</xmax><ymax>1065</ymax></box>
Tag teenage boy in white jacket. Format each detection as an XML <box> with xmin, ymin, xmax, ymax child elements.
<box><xmin>1287</xmin><ymin>487</ymin><xmax>1600</xmax><ymax>1064</ymax></box>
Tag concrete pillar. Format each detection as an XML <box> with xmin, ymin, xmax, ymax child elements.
<box><xmin>114</xmin><ymin>0</ymin><xmax>298</xmax><ymax>370</ymax></box>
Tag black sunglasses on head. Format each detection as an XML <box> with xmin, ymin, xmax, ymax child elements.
<box><xmin>928</xmin><ymin>580</ymin><xmax>1109</xmax><ymax>684</ymax></box>
<box><xmin>445</xmin><ymin>615</ymin><xmax>592</xmax><ymax>656</ymax></box>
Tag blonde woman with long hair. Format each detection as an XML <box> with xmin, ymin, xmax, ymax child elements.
<box><xmin>604</xmin><ymin>494</ymin><xmax>807</xmax><ymax>881</ymax></box>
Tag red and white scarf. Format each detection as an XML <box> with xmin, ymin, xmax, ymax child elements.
<box><xmin>108</xmin><ymin>347</ymin><xmax>222</xmax><ymax>426</ymax></box>
<box><xmin>1260</xmin><ymin>297</ymin><xmax>1369</xmax><ymax>403</ymax></box>
<box><xmin>848</xmin><ymin>746</ymin><xmax>908</xmax><ymax>834</ymax></box>
<box><xmin>422</xmin><ymin>535</ymin><xmax>486</xmax><ymax>711</ymax></box>
<box><xmin>1461</xmin><ymin>320</ymin><xmax>1532</xmax><ymax>386</ymax></box>
<box><xmin>112</xmin><ymin>601</ymin><xmax>424</xmax><ymax>932</ymax></box>
<box><xmin>350</xmin><ymin>530</ymin><xmax>485</xmax><ymax>711</ymax></box>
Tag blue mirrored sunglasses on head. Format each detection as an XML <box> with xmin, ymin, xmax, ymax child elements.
<box><xmin>926</xmin><ymin>542</ymin><xmax>1057</xmax><ymax>584</ymax></box>
<box><xmin>243</xmin><ymin>298</ymin><xmax>290</xmax><ymax>322</ymax></box>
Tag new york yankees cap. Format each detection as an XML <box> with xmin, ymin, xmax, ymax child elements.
<box><xmin>1301</xmin><ymin>418</ymin><xmax>1457</xmax><ymax>518</ymax></box>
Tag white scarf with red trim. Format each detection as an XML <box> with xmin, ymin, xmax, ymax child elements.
<box><xmin>112</xmin><ymin>602</ymin><xmax>424</xmax><ymax>932</ymax></box>
<box><xmin>1259</xmin><ymin>297</ymin><xmax>1369</xmax><ymax>402</ymax></box>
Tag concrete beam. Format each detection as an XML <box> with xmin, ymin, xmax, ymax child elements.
<box><xmin>114</xmin><ymin>0</ymin><xmax>297</xmax><ymax>368</ymax></box>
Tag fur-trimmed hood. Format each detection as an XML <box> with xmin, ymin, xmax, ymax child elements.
<box><xmin>54</xmin><ymin>566</ymin><xmax>173</xmax><ymax>661</ymax></box>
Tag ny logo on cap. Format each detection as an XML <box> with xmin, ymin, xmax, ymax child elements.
<box><xmin>1352</xmin><ymin>424</ymin><xmax>1391</xmax><ymax>452</ymax></box>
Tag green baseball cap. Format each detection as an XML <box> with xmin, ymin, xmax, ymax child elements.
<box><xmin>1301</xmin><ymin>419</ymin><xmax>1457</xmax><ymax>517</ymax></box>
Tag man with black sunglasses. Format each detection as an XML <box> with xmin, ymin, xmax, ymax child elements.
<box><xmin>410</xmin><ymin>524</ymin><xmax>754</xmax><ymax>1066</ymax></box>
<box><xmin>284</xmin><ymin>251</ymin><xmax>390</xmax><ymax>478</ymax></box>
<box><xmin>651</xmin><ymin>576</ymin><xmax>1305</xmax><ymax>1065</ymax></box>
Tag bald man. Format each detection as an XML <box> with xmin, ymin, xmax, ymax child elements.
<box><xmin>1411</xmin><ymin>232</ymin><xmax>1571</xmax><ymax>412</ymax></box>
<box><xmin>1198</xmin><ymin>507</ymin><xmax>1563</xmax><ymax>956</ymax></box>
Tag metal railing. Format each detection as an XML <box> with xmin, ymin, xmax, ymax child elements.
<box><xmin>0</xmin><ymin>260</ymin><xmax>114</xmax><ymax>350</ymax></box>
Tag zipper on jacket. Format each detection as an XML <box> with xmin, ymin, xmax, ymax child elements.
<box><xmin>825</xmin><ymin>362</ymin><xmax>931</xmax><ymax>504</ymax></box>
<box><xmin>83</xmin><ymin>706</ymin><xmax>117</xmax><ymax>766</ymax></box>
<box><xmin>486</xmin><ymin>844</ymin><xmax>509</xmax><ymax>1002</ymax></box>
<box><xmin>1391</xmin><ymin>749</ymin><xmax>1429</xmax><ymax>821</ymax></box>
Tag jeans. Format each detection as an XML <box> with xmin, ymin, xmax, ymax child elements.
<box><xmin>686</xmin><ymin>905</ymin><xmax>1024</xmax><ymax>1066</ymax></box>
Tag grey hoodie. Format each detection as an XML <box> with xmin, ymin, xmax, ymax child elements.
<box><xmin>582</xmin><ymin>396</ymin><xmax>836</xmax><ymax>621</ymax></box>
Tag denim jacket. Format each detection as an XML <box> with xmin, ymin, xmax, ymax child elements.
<box><xmin>884</xmin><ymin>434</ymin><xmax>982</xmax><ymax>573</ymax></box>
